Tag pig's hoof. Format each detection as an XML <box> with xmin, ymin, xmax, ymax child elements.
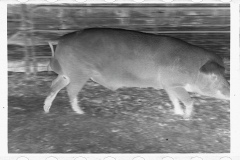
<box><xmin>174</xmin><ymin>108</ymin><xmax>185</xmax><ymax>116</ymax></box>
<box><xmin>183</xmin><ymin>113</ymin><xmax>193</xmax><ymax>120</ymax></box>
<box><xmin>43</xmin><ymin>100</ymin><xmax>52</xmax><ymax>113</ymax></box>
<box><xmin>183</xmin><ymin>116</ymin><xmax>192</xmax><ymax>120</ymax></box>
<box><xmin>183</xmin><ymin>109</ymin><xmax>194</xmax><ymax>120</ymax></box>
<box><xmin>75</xmin><ymin>110</ymin><xmax>84</xmax><ymax>114</ymax></box>
<box><xmin>43</xmin><ymin>104</ymin><xmax>50</xmax><ymax>113</ymax></box>
<box><xmin>73</xmin><ymin>107</ymin><xmax>85</xmax><ymax>114</ymax></box>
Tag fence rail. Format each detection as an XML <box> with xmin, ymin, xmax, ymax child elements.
<box><xmin>7</xmin><ymin>4</ymin><xmax>230</xmax><ymax>75</ymax></box>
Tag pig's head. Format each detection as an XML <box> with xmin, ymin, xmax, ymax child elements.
<box><xmin>194</xmin><ymin>60</ymin><xmax>230</xmax><ymax>100</ymax></box>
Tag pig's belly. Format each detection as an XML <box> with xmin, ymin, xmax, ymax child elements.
<box><xmin>91</xmin><ymin>70</ymin><xmax>161</xmax><ymax>90</ymax></box>
<box><xmin>89</xmin><ymin>60</ymin><xmax>192</xmax><ymax>90</ymax></box>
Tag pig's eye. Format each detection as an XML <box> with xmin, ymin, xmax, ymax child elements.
<box><xmin>210</xmin><ymin>73</ymin><xmax>218</xmax><ymax>81</ymax></box>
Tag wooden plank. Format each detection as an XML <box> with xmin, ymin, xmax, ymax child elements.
<box><xmin>7</xmin><ymin>4</ymin><xmax>230</xmax><ymax>74</ymax></box>
<box><xmin>8</xmin><ymin>28</ymin><xmax>230</xmax><ymax>46</ymax></box>
<box><xmin>28</xmin><ymin>7</ymin><xmax>229</xmax><ymax>31</ymax></box>
<box><xmin>8</xmin><ymin>5</ymin><xmax>230</xmax><ymax>32</ymax></box>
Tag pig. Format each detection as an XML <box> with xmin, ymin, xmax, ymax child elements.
<box><xmin>43</xmin><ymin>28</ymin><xmax>230</xmax><ymax>119</ymax></box>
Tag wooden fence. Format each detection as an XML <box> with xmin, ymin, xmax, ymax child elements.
<box><xmin>7</xmin><ymin>4</ymin><xmax>230</xmax><ymax>77</ymax></box>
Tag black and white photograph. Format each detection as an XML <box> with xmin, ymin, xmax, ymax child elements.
<box><xmin>7</xmin><ymin>3</ymin><xmax>230</xmax><ymax>154</ymax></box>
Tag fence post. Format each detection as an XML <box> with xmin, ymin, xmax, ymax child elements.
<box><xmin>21</xmin><ymin>4</ymin><xmax>36</xmax><ymax>78</ymax></box>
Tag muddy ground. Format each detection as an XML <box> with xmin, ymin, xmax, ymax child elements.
<box><xmin>8</xmin><ymin>72</ymin><xmax>230</xmax><ymax>153</ymax></box>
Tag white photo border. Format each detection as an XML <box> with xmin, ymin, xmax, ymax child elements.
<box><xmin>2</xmin><ymin>0</ymin><xmax>240</xmax><ymax>160</ymax></box>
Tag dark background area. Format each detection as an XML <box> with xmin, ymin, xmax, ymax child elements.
<box><xmin>8</xmin><ymin>4</ymin><xmax>230</xmax><ymax>153</ymax></box>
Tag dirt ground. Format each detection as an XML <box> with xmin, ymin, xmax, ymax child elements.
<box><xmin>8</xmin><ymin>72</ymin><xmax>230</xmax><ymax>153</ymax></box>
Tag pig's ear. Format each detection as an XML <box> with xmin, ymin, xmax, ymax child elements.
<box><xmin>200</xmin><ymin>61</ymin><xmax>225</xmax><ymax>75</ymax></box>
